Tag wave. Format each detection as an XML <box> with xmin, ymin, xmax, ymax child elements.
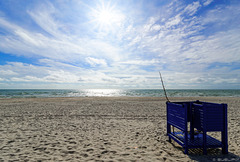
<box><xmin>0</xmin><ymin>89</ymin><xmax>240</xmax><ymax>98</ymax></box>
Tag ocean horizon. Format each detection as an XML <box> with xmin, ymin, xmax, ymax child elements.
<box><xmin>0</xmin><ymin>89</ymin><xmax>240</xmax><ymax>98</ymax></box>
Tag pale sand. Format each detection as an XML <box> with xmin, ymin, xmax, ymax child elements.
<box><xmin>0</xmin><ymin>97</ymin><xmax>239</xmax><ymax>162</ymax></box>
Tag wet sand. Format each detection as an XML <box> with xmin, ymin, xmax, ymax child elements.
<box><xmin>0</xmin><ymin>97</ymin><xmax>239</xmax><ymax>161</ymax></box>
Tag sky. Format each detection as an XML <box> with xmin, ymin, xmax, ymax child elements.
<box><xmin>0</xmin><ymin>0</ymin><xmax>240</xmax><ymax>89</ymax></box>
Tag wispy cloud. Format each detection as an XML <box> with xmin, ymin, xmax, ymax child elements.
<box><xmin>0</xmin><ymin>2</ymin><xmax>123</xmax><ymax>63</ymax></box>
<box><xmin>0</xmin><ymin>0</ymin><xmax>239</xmax><ymax>89</ymax></box>
<box><xmin>202</xmin><ymin>0</ymin><xmax>214</xmax><ymax>6</ymax></box>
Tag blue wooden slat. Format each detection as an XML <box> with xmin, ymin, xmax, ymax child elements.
<box><xmin>166</xmin><ymin>101</ymin><xmax>228</xmax><ymax>155</ymax></box>
<box><xmin>206</xmin><ymin>118</ymin><xmax>223</xmax><ymax>122</ymax></box>
<box><xmin>172</xmin><ymin>132</ymin><xmax>223</xmax><ymax>148</ymax></box>
<box><xmin>168</xmin><ymin>133</ymin><xmax>184</xmax><ymax>146</ymax></box>
<box><xmin>167</xmin><ymin>103</ymin><xmax>187</xmax><ymax>131</ymax></box>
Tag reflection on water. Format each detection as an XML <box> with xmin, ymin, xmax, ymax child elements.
<box><xmin>81</xmin><ymin>89</ymin><xmax>124</xmax><ymax>97</ymax></box>
<box><xmin>0</xmin><ymin>89</ymin><xmax>240</xmax><ymax>98</ymax></box>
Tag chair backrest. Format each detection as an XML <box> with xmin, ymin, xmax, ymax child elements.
<box><xmin>192</xmin><ymin>102</ymin><xmax>227</xmax><ymax>132</ymax></box>
<box><xmin>167</xmin><ymin>102</ymin><xmax>188</xmax><ymax>131</ymax></box>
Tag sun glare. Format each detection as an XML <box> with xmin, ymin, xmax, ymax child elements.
<box><xmin>98</xmin><ymin>10</ymin><xmax>113</xmax><ymax>25</ymax></box>
<box><xmin>89</xmin><ymin>1</ymin><xmax>124</xmax><ymax>31</ymax></box>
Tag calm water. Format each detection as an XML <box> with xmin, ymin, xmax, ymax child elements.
<box><xmin>0</xmin><ymin>89</ymin><xmax>240</xmax><ymax>98</ymax></box>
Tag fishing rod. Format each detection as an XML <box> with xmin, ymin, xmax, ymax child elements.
<box><xmin>159</xmin><ymin>71</ymin><xmax>170</xmax><ymax>102</ymax></box>
<box><xmin>159</xmin><ymin>71</ymin><xmax>173</xmax><ymax>133</ymax></box>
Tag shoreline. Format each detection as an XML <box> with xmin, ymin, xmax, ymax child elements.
<box><xmin>1</xmin><ymin>89</ymin><xmax>240</xmax><ymax>99</ymax></box>
<box><xmin>0</xmin><ymin>97</ymin><xmax>239</xmax><ymax>161</ymax></box>
<box><xmin>1</xmin><ymin>95</ymin><xmax>240</xmax><ymax>99</ymax></box>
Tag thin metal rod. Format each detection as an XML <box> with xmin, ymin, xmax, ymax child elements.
<box><xmin>159</xmin><ymin>71</ymin><xmax>170</xmax><ymax>102</ymax></box>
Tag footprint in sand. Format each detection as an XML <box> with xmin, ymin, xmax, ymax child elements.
<box><xmin>86</xmin><ymin>148</ymin><xmax>94</xmax><ymax>152</ymax></box>
<box><xmin>101</xmin><ymin>150</ymin><xmax>108</xmax><ymax>154</ymax></box>
<box><xmin>110</xmin><ymin>151</ymin><xmax>117</xmax><ymax>154</ymax></box>
<box><xmin>80</xmin><ymin>153</ymin><xmax>89</xmax><ymax>157</ymax></box>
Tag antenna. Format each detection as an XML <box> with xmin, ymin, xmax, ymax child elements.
<box><xmin>159</xmin><ymin>71</ymin><xmax>170</xmax><ymax>102</ymax></box>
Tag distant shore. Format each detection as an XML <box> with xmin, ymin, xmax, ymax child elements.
<box><xmin>0</xmin><ymin>97</ymin><xmax>239</xmax><ymax>161</ymax></box>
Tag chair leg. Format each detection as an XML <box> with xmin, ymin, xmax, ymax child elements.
<box><xmin>222</xmin><ymin>130</ymin><xmax>228</xmax><ymax>154</ymax></box>
<box><xmin>222</xmin><ymin>104</ymin><xmax>228</xmax><ymax>154</ymax></box>
<box><xmin>184</xmin><ymin>130</ymin><xmax>188</xmax><ymax>154</ymax></box>
<box><xmin>203</xmin><ymin>131</ymin><xmax>207</xmax><ymax>155</ymax></box>
<box><xmin>167</xmin><ymin>124</ymin><xmax>171</xmax><ymax>142</ymax></box>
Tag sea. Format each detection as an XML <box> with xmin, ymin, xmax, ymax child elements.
<box><xmin>0</xmin><ymin>89</ymin><xmax>240</xmax><ymax>98</ymax></box>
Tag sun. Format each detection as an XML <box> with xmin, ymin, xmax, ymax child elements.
<box><xmin>89</xmin><ymin>1</ymin><xmax>124</xmax><ymax>31</ymax></box>
<box><xmin>98</xmin><ymin>10</ymin><xmax>113</xmax><ymax>25</ymax></box>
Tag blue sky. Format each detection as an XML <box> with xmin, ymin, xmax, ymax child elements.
<box><xmin>0</xmin><ymin>0</ymin><xmax>240</xmax><ymax>89</ymax></box>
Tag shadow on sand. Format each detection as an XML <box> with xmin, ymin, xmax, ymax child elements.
<box><xmin>171</xmin><ymin>143</ymin><xmax>240</xmax><ymax>162</ymax></box>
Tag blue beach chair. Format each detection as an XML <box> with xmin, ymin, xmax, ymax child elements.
<box><xmin>166</xmin><ymin>101</ymin><xmax>228</xmax><ymax>155</ymax></box>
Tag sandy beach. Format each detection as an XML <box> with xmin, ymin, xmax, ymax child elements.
<box><xmin>0</xmin><ymin>97</ymin><xmax>239</xmax><ymax>161</ymax></box>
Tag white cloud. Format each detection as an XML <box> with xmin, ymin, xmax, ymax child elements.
<box><xmin>183</xmin><ymin>29</ymin><xmax>240</xmax><ymax>64</ymax></box>
<box><xmin>0</xmin><ymin>69</ymin><xmax>18</xmax><ymax>76</ymax></box>
<box><xmin>165</xmin><ymin>14</ymin><xmax>182</xmax><ymax>28</ymax></box>
<box><xmin>151</xmin><ymin>24</ymin><xmax>161</xmax><ymax>31</ymax></box>
<box><xmin>0</xmin><ymin>2</ymin><xmax>123</xmax><ymax>63</ymax></box>
<box><xmin>86</xmin><ymin>57</ymin><xmax>107</xmax><ymax>67</ymax></box>
<box><xmin>15</xmin><ymin>30</ymin><xmax>41</xmax><ymax>46</ymax></box>
<box><xmin>0</xmin><ymin>62</ymin><xmax>81</xmax><ymax>84</ymax></box>
<box><xmin>0</xmin><ymin>0</ymin><xmax>240</xmax><ymax>89</ymax></box>
<box><xmin>122</xmin><ymin>1</ymin><xmax>240</xmax><ymax>69</ymax></box>
<box><xmin>120</xmin><ymin>59</ymin><xmax>159</xmax><ymax>66</ymax></box>
<box><xmin>44</xmin><ymin>70</ymin><xmax>80</xmax><ymax>83</ymax></box>
<box><xmin>0</xmin><ymin>60</ymin><xmax>239</xmax><ymax>89</ymax></box>
<box><xmin>27</xmin><ymin>1</ymin><xmax>61</xmax><ymax>38</ymax></box>
<box><xmin>183</xmin><ymin>1</ymin><xmax>201</xmax><ymax>16</ymax></box>
<box><xmin>203</xmin><ymin>0</ymin><xmax>214</xmax><ymax>6</ymax></box>
<box><xmin>11</xmin><ymin>76</ymin><xmax>42</xmax><ymax>82</ymax></box>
